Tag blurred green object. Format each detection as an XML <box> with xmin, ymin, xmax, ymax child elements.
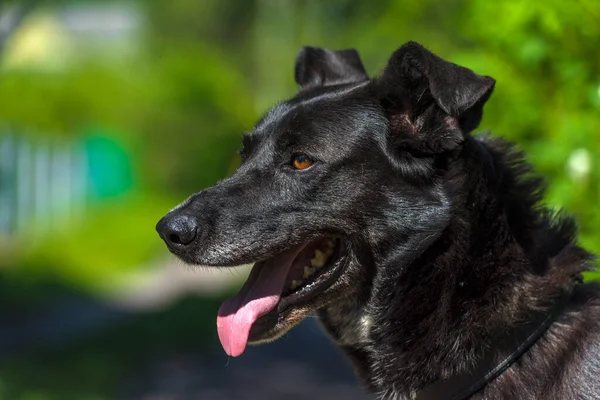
<box><xmin>83</xmin><ymin>130</ymin><xmax>134</xmax><ymax>200</ymax></box>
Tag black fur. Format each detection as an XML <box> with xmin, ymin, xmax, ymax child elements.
<box><xmin>157</xmin><ymin>41</ymin><xmax>600</xmax><ymax>399</ymax></box>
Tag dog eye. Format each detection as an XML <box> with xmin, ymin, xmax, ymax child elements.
<box><xmin>291</xmin><ymin>154</ymin><xmax>313</xmax><ymax>170</ymax></box>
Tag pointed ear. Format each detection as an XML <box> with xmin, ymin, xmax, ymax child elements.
<box><xmin>381</xmin><ymin>41</ymin><xmax>495</xmax><ymax>132</ymax></box>
<box><xmin>294</xmin><ymin>47</ymin><xmax>368</xmax><ymax>89</ymax></box>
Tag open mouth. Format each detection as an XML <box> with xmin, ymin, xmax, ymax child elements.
<box><xmin>216</xmin><ymin>237</ymin><xmax>345</xmax><ymax>357</ymax></box>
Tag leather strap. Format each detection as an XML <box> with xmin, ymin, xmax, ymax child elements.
<box><xmin>415</xmin><ymin>289</ymin><xmax>572</xmax><ymax>400</ymax></box>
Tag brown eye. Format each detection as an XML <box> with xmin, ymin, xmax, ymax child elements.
<box><xmin>292</xmin><ymin>155</ymin><xmax>313</xmax><ymax>170</ymax></box>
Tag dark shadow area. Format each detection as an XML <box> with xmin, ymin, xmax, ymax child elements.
<box><xmin>0</xmin><ymin>279</ymin><xmax>367</xmax><ymax>400</ymax></box>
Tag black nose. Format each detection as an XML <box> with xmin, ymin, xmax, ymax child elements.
<box><xmin>156</xmin><ymin>213</ymin><xmax>198</xmax><ymax>247</ymax></box>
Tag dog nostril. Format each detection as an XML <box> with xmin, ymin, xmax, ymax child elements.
<box><xmin>168</xmin><ymin>231</ymin><xmax>195</xmax><ymax>245</ymax></box>
<box><xmin>157</xmin><ymin>214</ymin><xmax>198</xmax><ymax>247</ymax></box>
<box><xmin>169</xmin><ymin>233</ymin><xmax>181</xmax><ymax>244</ymax></box>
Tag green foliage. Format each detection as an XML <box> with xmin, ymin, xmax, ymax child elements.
<box><xmin>457</xmin><ymin>0</ymin><xmax>600</xmax><ymax>259</ymax></box>
<box><xmin>1</xmin><ymin>193</ymin><xmax>177</xmax><ymax>293</ymax></box>
<box><xmin>1</xmin><ymin>0</ymin><xmax>598</xmax><ymax>291</ymax></box>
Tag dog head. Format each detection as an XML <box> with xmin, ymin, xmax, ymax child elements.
<box><xmin>156</xmin><ymin>42</ymin><xmax>495</xmax><ymax>356</ymax></box>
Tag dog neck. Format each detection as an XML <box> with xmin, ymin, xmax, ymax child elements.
<box><xmin>318</xmin><ymin>136</ymin><xmax>588</xmax><ymax>398</ymax></box>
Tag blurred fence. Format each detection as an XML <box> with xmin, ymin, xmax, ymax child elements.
<box><xmin>0</xmin><ymin>127</ymin><xmax>133</xmax><ymax>237</ymax></box>
<box><xmin>0</xmin><ymin>129</ymin><xmax>86</xmax><ymax>235</ymax></box>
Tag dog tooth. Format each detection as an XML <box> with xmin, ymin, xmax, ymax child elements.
<box><xmin>310</xmin><ymin>257</ymin><xmax>319</xmax><ymax>268</ymax></box>
<box><xmin>311</xmin><ymin>250</ymin><xmax>326</xmax><ymax>268</ymax></box>
<box><xmin>291</xmin><ymin>280</ymin><xmax>302</xmax><ymax>290</ymax></box>
<box><xmin>303</xmin><ymin>266</ymin><xmax>314</xmax><ymax>279</ymax></box>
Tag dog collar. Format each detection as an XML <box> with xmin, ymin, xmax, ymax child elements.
<box><xmin>415</xmin><ymin>288</ymin><xmax>573</xmax><ymax>400</ymax></box>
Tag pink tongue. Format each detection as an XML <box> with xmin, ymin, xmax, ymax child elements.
<box><xmin>216</xmin><ymin>247</ymin><xmax>301</xmax><ymax>357</ymax></box>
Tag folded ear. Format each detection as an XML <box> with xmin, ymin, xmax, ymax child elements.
<box><xmin>294</xmin><ymin>47</ymin><xmax>368</xmax><ymax>89</ymax></box>
<box><xmin>380</xmin><ymin>41</ymin><xmax>495</xmax><ymax>133</ymax></box>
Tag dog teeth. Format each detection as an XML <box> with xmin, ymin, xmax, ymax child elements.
<box><xmin>303</xmin><ymin>266</ymin><xmax>315</xmax><ymax>279</ymax></box>
<box><xmin>289</xmin><ymin>243</ymin><xmax>337</xmax><ymax>292</ymax></box>
<box><xmin>290</xmin><ymin>280</ymin><xmax>302</xmax><ymax>290</ymax></box>
<box><xmin>311</xmin><ymin>249</ymin><xmax>327</xmax><ymax>268</ymax></box>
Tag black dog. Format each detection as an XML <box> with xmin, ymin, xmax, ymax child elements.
<box><xmin>156</xmin><ymin>42</ymin><xmax>600</xmax><ymax>399</ymax></box>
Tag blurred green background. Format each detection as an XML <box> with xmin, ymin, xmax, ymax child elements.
<box><xmin>0</xmin><ymin>0</ymin><xmax>598</xmax><ymax>399</ymax></box>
